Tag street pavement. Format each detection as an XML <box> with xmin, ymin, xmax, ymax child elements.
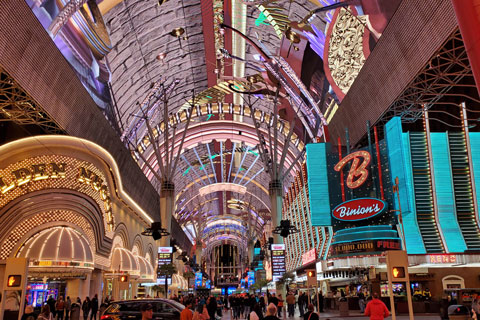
<box><xmin>220</xmin><ymin>307</ymin><xmax>442</xmax><ymax>320</ymax></box>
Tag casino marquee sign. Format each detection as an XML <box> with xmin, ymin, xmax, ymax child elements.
<box><xmin>329</xmin><ymin>198</ymin><xmax>401</xmax><ymax>258</ymax></box>
<box><xmin>332</xmin><ymin>198</ymin><xmax>387</xmax><ymax>221</ymax></box>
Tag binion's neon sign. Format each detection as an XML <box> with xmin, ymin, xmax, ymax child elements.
<box><xmin>334</xmin><ymin>150</ymin><xmax>371</xmax><ymax>189</ymax></box>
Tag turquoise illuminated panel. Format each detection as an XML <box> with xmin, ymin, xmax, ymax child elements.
<box><xmin>385</xmin><ymin>117</ymin><xmax>426</xmax><ymax>253</ymax></box>
<box><xmin>469</xmin><ymin>133</ymin><xmax>480</xmax><ymax>230</ymax></box>
<box><xmin>306</xmin><ymin>143</ymin><xmax>332</xmax><ymax>226</ymax></box>
<box><xmin>430</xmin><ymin>133</ymin><xmax>467</xmax><ymax>252</ymax></box>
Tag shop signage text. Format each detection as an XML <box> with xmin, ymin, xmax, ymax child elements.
<box><xmin>271</xmin><ymin>243</ymin><xmax>286</xmax><ymax>282</ymax></box>
<box><xmin>0</xmin><ymin>160</ymin><xmax>114</xmax><ymax>228</ymax></box>
<box><xmin>0</xmin><ymin>162</ymin><xmax>67</xmax><ymax>194</ymax></box>
<box><xmin>330</xmin><ymin>239</ymin><xmax>401</xmax><ymax>257</ymax></box>
<box><xmin>428</xmin><ymin>254</ymin><xmax>457</xmax><ymax>264</ymax></box>
<box><xmin>334</xmin><ymin>150</ymin><xmax>371</xmax><ymax>189</ymax></box>
<box><xmin>157</xmin><ymin>247</ymin><xmax>173</xmax><ymax>285</ymax></box>
<box><xmin>332</xmin><ymin>198</ymin><xmax>387</xmax><ymax>221</ymax></box>
<box><xmin>302</xmin><ymin>248</ymin><xmax>317</xmax><ymax>265</ymax></box>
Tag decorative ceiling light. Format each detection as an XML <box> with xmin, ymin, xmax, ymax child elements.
<box><xmin>199</xmin><ymin>183</ymin><xmax>247</xmax><ymax>196</ymax></box>
<box><xmin>273</xmin><ymin>219</ymin><xmax>300</xmax><ymax>238</ymax></box>
<box><xmin>141</xmin><ymin>222</ymin><xmax>169</xmax><ymax>240</ymax></box>
<box><xmin>169</xmin><ymin>27</ymin><xmax>185</xmax><ymax>38</ymax></box>
<box><xmin>156</xmin><ymin>52</ymin><xmax>167</xmax><ymax>62</ymax></box>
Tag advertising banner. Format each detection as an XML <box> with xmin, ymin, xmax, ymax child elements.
<box><xmin>195</xmin><ymin>272</ymin><xmax>202</xmax><ymax>288</ymax></box>
<box><xmin>247</xmin><ymin>271</ymin><xmax>255</xmax><ymax>287</ymax></box>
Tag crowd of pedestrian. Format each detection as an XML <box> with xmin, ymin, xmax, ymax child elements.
<box><xmin>22</xmin><ymin>294</ymin><xmax>103</xmax><ymax>320</ymax></box>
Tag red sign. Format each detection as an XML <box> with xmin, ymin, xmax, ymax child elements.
<box><xmin>332</xmin><ymin>198</ymin><xmax>387</xmax><ymax>221</ymax></box>
<box><xmin>302</xmin><ymin>248</ymin><xmax>317</xmax><ymax>265</ymax></box>
<box><xmin>334</xmin><ymin>150</ymin><xmax>371</xmax><ymax>189</ymax></box>
<box><xmin>428</xmin><ymin>254</ymin><xmax>457</xmax><ymax>264</ymax></box>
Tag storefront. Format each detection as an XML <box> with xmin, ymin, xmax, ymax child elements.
<box><xmin>0</xmin><ymin>136</ymin><xmax>158</xmax><ymax>309</ymax></box>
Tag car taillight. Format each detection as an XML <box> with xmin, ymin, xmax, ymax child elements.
<box><xmin>101</xmin><ymin>315</ymin><xmax>111</xmax><ymax>320</ymax></box>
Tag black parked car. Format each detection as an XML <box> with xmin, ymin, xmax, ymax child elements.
<box><xmin>101</xmin><ymin>299</ymin><xmax>184</xmax><ymax>320</ymax></box>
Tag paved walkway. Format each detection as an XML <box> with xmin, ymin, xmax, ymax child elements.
<box><xmin>220</xmin><ymin>307</ymin><xmax>441</xmax><ymax>320</ymax></box>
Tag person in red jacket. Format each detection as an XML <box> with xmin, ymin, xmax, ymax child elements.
<box><xmin>365</xmin><ymin>293</ymin><xmax>390</xmax><ymax>320</ymax></box>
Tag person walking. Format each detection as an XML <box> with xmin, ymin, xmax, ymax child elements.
<box><xmin>47</xmin><ymin>296</ymin><xmax>56</xmax><ymax>318</ymax></box>
<box><xmin>303</xmin><ymin>304</ymin><xmax>319</xmax><ymax>320</ymax></box>
<box><xmin>82</xmin><ymin>297</ymin><xmax>91</xmax><ymax>320</ymax></box>
<box><xmin>56</xmin><ymin>297</ymin><xmax>65</xmax><ymax>320</ymax></box>
<box><xmin>180</xmin><ymin>300</ymin><xmax>193</xmax><ymax>320</ymax></box>
<box><xmin>206</xmin><ymin>296</ymin><xmax>217</xmax><ymax>320</ymax></box>
<box><xmin>364</xmin><ymin>293</ymin><xmax>390</xmax><ymax>320</ymax></box>
<box><xmin>263</xmin><ymin>304</ymin><xmax>280</xmax><ymax>320</ymax></box>
<box><xmin>277</xmin><ymin>295</ymin><xmax>284</xmax><ymax>318</ymax></box>
<box><xmin>317</xmin><ymin>292</ymin><xmax>324</xmax><ymax>313</ymax></box>
<box><xmin>37</xmin><ymin>305</ymin><xmax>51</xmax><ymax>320</ymax></box>
<box><xmin>286</xmin><ymin>292</ymin><xmax>295</xmax><ymax>317</ymax></box>
<box><xmin>65</xmin><ymin>297</ymin><xmax>72</xmax><ymax>320</ymax></box>
<box><xmin>249</xmin><ymin>303</ymin><xmax>263</xmax><ymax>320</ymax></box>
<box><xmin>90</xmin><ymin>295</ymin><xmax>98</xmax><ymax>320</ymax></box>
<box><xmin>297</xmin><ymin>293</ymin><xmax>305</xmax><ymax>317</ymax></box>
<box><xmin>358</xmin><ymin>291</ymin><xmax>366</xmax><ymax>313</ymax></box>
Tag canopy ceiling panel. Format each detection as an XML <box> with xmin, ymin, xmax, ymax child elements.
<box><xmin>104</xmin><ymin>0</ymin><xmax>208</xmax><ymax>126</ymax></box>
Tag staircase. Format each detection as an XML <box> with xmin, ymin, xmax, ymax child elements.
<box><xmin>410</xmin><ymin>132</ymin><xmax>444</xmax><ymax>253</ymax></box>
<box><xmin>448</xmin><ymin>132</ymin><xmax>480</xmax><ymax>250</ymax></box>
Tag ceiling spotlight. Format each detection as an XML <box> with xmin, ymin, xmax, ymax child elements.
<box><xmin>169</xmin><ymin>27</ymin><xmax>185</xmax><ymax>38</ymax></box>
<box><xmin>273</xmin><ymin>219</ymin><xmax>299</xmax><ymax>238</ymax></box>
<box><xmin>141</xmin><ymin>222</ymin><xmax>169</xmax><ymax>240</ymax></box>
<box><xmin>156</xmin><ymin>52</ymin><xmax>166</xmax><ymax>61</ymax></box>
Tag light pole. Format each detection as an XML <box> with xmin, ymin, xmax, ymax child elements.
<box><xmin>391</xmin><ymin>176</ymin><xmax>414</xmax><ymax>320</ymax></box>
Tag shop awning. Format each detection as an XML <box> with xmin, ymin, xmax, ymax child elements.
<box><xmin>16</xmin><ymin>226</ymin><xmax>94</xmax><ymax>269</ymax></box>
<box><xmin>170</xmin><ymin>274</ymin><xmax>188</xmax><ymax>290</ymax></box>
<box><xmin>136</xmin><ymin>256</ymin><xmax>154</xmax><ymax>280</ymax></box>
<box><xmin>110</xmin><ymin>247</ymin><xmax>138</xmax><ymax>274</ymax></box>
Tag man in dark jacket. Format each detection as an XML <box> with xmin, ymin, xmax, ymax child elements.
<box><xmin>364</xmin><ymin>293</ymin><xmax>390</xmax><ymax>320</ymax></box>
<box><xmin>303</xmin><ymin>304</ymin><xmax>319</xmax><ymax>320</ymax></box>
<box><xmin>90</xmin><ymin>295</ymin><xmax>99</xmax><ymax>320</ymax></box>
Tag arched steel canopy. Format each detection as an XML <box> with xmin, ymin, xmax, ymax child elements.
<box><xmin>54</xmin><ymin>0</ymin><xmax>329</xmax><ymax>251</ymax></box>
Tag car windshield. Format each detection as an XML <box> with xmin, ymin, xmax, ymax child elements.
<box><xmin>104</xmin><ymin>300</ymin><xmax>184</xmax><ymax>313</ymax></box>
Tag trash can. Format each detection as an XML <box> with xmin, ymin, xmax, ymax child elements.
<box><xmin>70</xmin><ymin>304</ymin><xmax>81</xmax><ymax>320</ymax></box>
<box><xmin>339</xmin><ymin>300</ymin><xmax>349</xmax><ymax>317</ymax></box>
<box><xmin>448</xmin><ymin>305</ymin><xmax>470</xmax><ymax>320</ymax></box>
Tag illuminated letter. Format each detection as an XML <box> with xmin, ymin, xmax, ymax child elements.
<box><xmin>0</xmin><ymin>176</ymin><xmax>15</xmax><ymax>194</ymax></box>
<box><xmin>99</xmin><ymin>185</ymin><xmax>108</xmax><ymax>201</ymax></box>
<box><xmin>12</xmin><ymin>168</ymin><xmax>32</xmax><ymax>186</ymax></box>
<box><xmin>78</xmin><ymin>167</ymin><xmax>93</xmax><ymax>184</ymax></box>
<box><xmin>334</xmin><ymin>151</ymin><xmax>371</xmax><ymax>189</ymax></box>
<box><xmin>91</xmin><ymin>175</ymin><xmax>103</xmax><ymax>191</ymax></box>
<box><xmin>32</xmin><ymin>164</ymin><xmax>48</xmax><ymax>181</ymax></box>
<box><xmin>50</xmin><ymin>163</ymin><xmax>67</xmax><ymax>178</ymax></box>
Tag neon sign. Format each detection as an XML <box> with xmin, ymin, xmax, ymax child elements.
<box><xmin>332</xmin><ymin>198</ymin><xmax>387</xmax><ymax>221</ymax></box>
<box><xmin>334</xmin><ymin>150</ymin><xmax>371</xmax><ymax>189</ymax></box>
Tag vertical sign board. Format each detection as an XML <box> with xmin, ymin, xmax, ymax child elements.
<box><xmin>271</xmin><ymin>244</ymin><xmax>286</xmax><ymax>282</ymax></box>
<box><xmin>194</xmin><ymin>272</ymin><xmax>202</xmax><ymax>288</ymax></box>
<box><xmin>157</xmin><ymin>247</ymin><xmax>173</xmax><ymax>285</ymax></box>
<box><xmin>247</xmin><ymin>271</ymin><xmax>255</xmax><ymax>287</ymax></box>
<box><xmin>0</xmin><ymin>258</ymin><xmax>28</xmax><ymax>320</ymax></box>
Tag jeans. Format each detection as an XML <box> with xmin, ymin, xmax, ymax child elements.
<box><xmin>57</xmin><ymin>310</ymin><xmax>64</xmax><ymax>320</ymax></box>
<box><xmin>288</xmin><ymin>304</ymin><xmax>295</xmax><ymax>317</ymax></box>
<box><xmin>65</xmin><ymin>310</ymin><xmax>70</xmax><ymax>320</ymax></box>
<box><xmin>278</xmin><ymin>306</ymin><xmax>282</xmax><ymax>317</ymax></box>
<box><xmin>90</xmin><ymin>310</ymin><xmax>97</xmax><ymax>320</ymax></box>
<box><xmin>244</xmin><ymin>306</ymin><xmax>250</xmax><ymax>318</ymax></box>
<box><xmin>233</xmin><ymin>306</ymin><xmax>241</xmax><ymax>319</ymax></box>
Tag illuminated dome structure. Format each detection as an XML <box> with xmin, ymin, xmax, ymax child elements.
<box><xmin>17</xmin><ymin>226</ymin><xmax>94</xmax><ymax>268</ymax></box>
